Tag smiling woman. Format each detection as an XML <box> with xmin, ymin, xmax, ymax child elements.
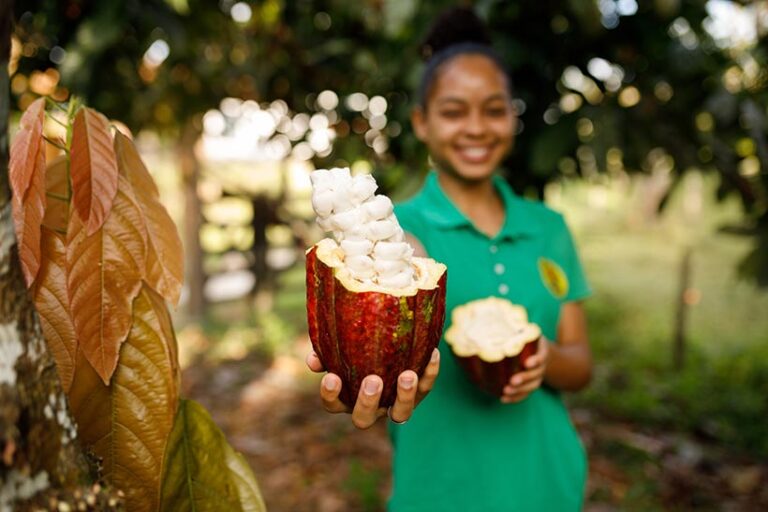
<box><xmin>388</xmin><ymin>7</ymin><xmax>593</xmax><ymax>512</ymax></box>
<box><xmin>412</xmin><ymin>54</ymin><xmax>517</xmax><ymax>189</ymax></box>
<box><xmin>308</xmin><ymin>6</ymin><xmax>594</xmax><ymax>512</ymax></box>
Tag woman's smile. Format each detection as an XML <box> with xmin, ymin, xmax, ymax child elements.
<box><xmin>454</xmin><ymin>143</ymin><xmax>497</xmax><ymax>164</ymax></box>
<box><xmin>412</xmin><ymin>53</ymin><xmax>516</xmax><ymax>182</ymax></box>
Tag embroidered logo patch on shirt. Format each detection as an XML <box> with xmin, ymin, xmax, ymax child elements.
<box><xmin>538</xmin><ymin>258</ymin><xmax>569</xmax><ymax>299</ymax></box>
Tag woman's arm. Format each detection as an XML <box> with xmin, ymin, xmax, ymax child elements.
<box><xmin>543</xmin><ymin>301</ymin><xmax>592</xmax><ymax>391</ymax></box>
<box><xmin>501</xmin><ymin>301</ymin><xmax>591</xmax><ymax>403</ymax></box>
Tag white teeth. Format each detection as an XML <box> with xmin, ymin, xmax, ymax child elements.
<box><xmin>461</xmin><ymin>147</ymin><xmax>490</xmax><ymax>158</ymax></box>
<box><xmin>311</xmin><ymin>167</ymin><xmax>416</xmax><ymax>289</ymax></box>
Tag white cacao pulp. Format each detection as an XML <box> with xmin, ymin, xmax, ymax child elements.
<box><xmin>445</xmin><ymin>297</ymin><xmax>541</xmax><ymax>362</ymax></box>
<box><xmin>310</xmin><ymin>167</ymin><xmax>418</xmax><ymax>291</ymax></box>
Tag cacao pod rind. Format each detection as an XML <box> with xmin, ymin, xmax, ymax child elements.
<box><xmin>306</xmin><ymin>245</ymin><xmax>446</xmax><ymax>407</ymax></box>
<box><xmin>453</xmin><ymin>338</ymin><xmax>539</xmax><ymax>397</ymax></box>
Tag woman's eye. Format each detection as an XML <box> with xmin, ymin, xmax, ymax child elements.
<box><xmin>486</xmin><ymin>108</ymin><xmax>508</xmax><ymax>117</ymax></box>
<box><xmin>439</xmin><ymin>110</ymin><xmax>464</xmax><ymax>119</ymax></box>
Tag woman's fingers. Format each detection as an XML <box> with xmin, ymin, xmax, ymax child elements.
<box><xmin>315</xmin><ymin>349</ymin><xmax>438</xmax><ymax>427</ymax></box>
<box><xmin>524</xmin><ymin>353</ymin><xmax>544</xmax><ymax>369</ymax></box>
<box><xmin>351</xmin><ymin>375</ymin><xmax>384</xmax><ymax>429</ymax></box>
<box><xmin>501</xmin><ymin>378</ymin><xmax>542</xmax><ymax>403</ymax></box>
<box><xmin>507</xmin><ymin>365</ymin><xmax>545</xmax><ymax>388</ymax></box>
<box><xmin>306</xmin><ymin>350</ymin><xmax>325</xmax><ymax>373</ymax></box>
<box><xmin>417</xmin><ymin>349</ymin><xmax>440</xmax><ymax>401</ymax></box>
<box><xmin>525</xmin><ymin>338</ymin><xmax>549</xmax><ymax>369</ymax></box>
<box><xmin>320</xmin><ymin>374</ymin><xmax>348</xmax><ymax>413</ymax></box>
<box><xmin>389</xmin><ymin>370</ymin><xmax>418</xmax><ymax>423</ymax></box>
<box><xmin>501</xmin><ymin>365</ymin><xmax>546</xmax><ymax>403</ymax></box>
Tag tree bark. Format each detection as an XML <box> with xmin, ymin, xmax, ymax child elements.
<box><xmin>179</xmin><ymin>120</ymin><xmax>205</xmax><ymax>319</ymax></box>
<box><xmin>673</xmin><ymin>247</ymin><xmax>692</xmax><ymax>371</ymax></box>
<box><xmin>1</xmin><ymin>7</ymin><xmax>125</xmax><ymax>510</ymax></box>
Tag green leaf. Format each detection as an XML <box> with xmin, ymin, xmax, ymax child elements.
<box><xmin>160</xmin><ymin>400</ymin><xmax>266</xmax><ymax>512</ymax></box>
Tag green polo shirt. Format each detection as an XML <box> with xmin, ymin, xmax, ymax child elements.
<box><xmin>389</xmin><ymin>171</ymin><xmax>591</xmax><ymax>512</ymax></box>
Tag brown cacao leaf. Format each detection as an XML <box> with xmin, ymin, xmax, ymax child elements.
<box><xmin>42</xmin><ymin>155</ymin><xmax>70</xmax><ymax>233</ymax></box>
<box><xmin>66</xmin><ymin>174</ymin><xmax>147</xmax><ymax>384</ymax></box>
<box><xmin>160</xmin><ymin>400</ymin><xmax>266</xmax><ymax>512</ymax></box>
<box><xmin>12</xmin><ymin>141</ymin><xmax>46</xmax><ymax>287</ymax></box>
<box><xmin>70</xmin><ymin>107</ymin><xmax>118</xmax><ymax>236</ymax></box>
<box><xmin>32</xmin><ymin>228</ymin><xmax>77</xmax><ymax>391</ymax></box>
<box><xmin>9</xmin><ymin>97</ymin><xmax>45</xmax><ymax>201</ymax></box>
<box><xmin>68</xmin><ymin>286</ymin><xmax>179</xmax><ymax>512</ymax></box>
<box><xmin>114</xmin><ymin>132</ymin><xmax>184</xmax><ymax>306</ymax></box>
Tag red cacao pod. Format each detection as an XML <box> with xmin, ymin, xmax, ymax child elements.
<box><xmin>445</xmin><ymin>297</ymin><xmax>541</xmax><ymax>397</ymax></box>
<box><xmin>452</xmin><ymin>338</ymin><xmax>539</xmax><ymax>397</ymax></box>
<box><xmin>306</xmin><ymin>239</ymin><xmax>447</xmax><ymax>408</ymax></box>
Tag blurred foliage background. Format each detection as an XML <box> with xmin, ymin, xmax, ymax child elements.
<box><xmin>10</xmin><ymin>0</ymin><xmax>768</xmax><ymax>510</ymax></box>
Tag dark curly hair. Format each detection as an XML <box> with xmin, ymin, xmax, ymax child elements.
<box><xmin>417</xmin><ymin>6</ymin><xmax>512</xmax><ymax>107</ymax></box>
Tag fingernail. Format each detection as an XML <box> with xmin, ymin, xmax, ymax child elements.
<box><xmin>512</xmin><ymin>376</ymin><xmax>522</xmax><ymax>386</ymax></box>
<box><xmin>431</xmin><ymin>350</ymin><xmax>440</xmax><ymax>363</ymax></box>
<box><xmin>323</xmin><ymin>378</ymin><xmax>338</xmax><ymax>391</ymax></box>
<box><xmin>401</xmin><ymin>375</ymin><xmax>414</xmax><ymax>390</ymax></box>
<box><xmin>364</xmin><ymin>379</ymin><xmax>381</xmax><ymax>396</ymax></box>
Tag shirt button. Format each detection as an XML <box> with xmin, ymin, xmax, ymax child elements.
<box><xmin>489</xmin><ymin>245</ymin><xmax>498</xmax><ymax>254</ymax></box>
<box><xmin>498</xmin><ymin>284</ymin><xmax>509</xmax><ymax>295</ymax></box>
<box><xmin>494</xmin><ymin>263</ymin><xmax>505</xmax><ymax>275</ymax></box>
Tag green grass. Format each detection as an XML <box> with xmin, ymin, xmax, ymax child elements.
<box><xmin>553</xmin><ymin>172</ymin><xmax>768</xmax><ymax>456</ymax></box>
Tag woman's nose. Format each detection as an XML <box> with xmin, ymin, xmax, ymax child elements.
<box><xmin>463</xmin><ymin>111</ymin><xmax>487</xmax><ymax>136</ymax></box>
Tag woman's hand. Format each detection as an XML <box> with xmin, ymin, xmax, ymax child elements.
<box><xmin>500</xmin><ymin>337</ymin><xmax>549</xmax><ymax>404</ymax></box>
<box><xmin>306</xmin><ymin>348</ymin><xmax>441</xmax><ymax>429</ymax></box>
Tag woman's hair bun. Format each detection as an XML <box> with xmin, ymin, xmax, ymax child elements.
<box><xmin>419</xmin><ymin>7</ymin><xmax>492</xmax><ymax>62</ymax></box>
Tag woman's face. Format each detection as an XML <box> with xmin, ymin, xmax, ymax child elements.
<box><xmin>412</xmin><ymin>54</ymin><xmax>516</xmax><ymax>183</ymax></box>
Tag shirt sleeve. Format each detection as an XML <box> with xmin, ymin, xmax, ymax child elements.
<box><xmin>558</xmin><ymin>216</ymin><xmax>592</xmax><ymax>303</ymax></box>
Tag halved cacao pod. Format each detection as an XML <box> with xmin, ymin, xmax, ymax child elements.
<box><xmin>452</xmin><ymin>339</ymin><xmax>539</xmax><ymax>397</ymax></box>
<box><xmin>445</xmin><ymin>297</ymin><xmax>541</xmax><ymax>397</ymax></box>
<box><xmin>306</xmin><ymin>239</ymin><xmax>447</xmax><ymax>407</ymax></box>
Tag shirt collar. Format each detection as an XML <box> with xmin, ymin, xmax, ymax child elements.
<box><xmin>420</xmin><ymin>171</ymin><xmax>539</xmax><ymax>240</ymax></box>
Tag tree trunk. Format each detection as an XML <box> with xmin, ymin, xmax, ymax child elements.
<box><xmin>179</xmin><ymin>121</ymin><xmax>205</xmax><ymax>319</ymax></box>
<box><xmin>673</xmin><ymin>247</ymin><xmax>692</xmax><ymax>371</ymax></box>
<box><xmin>0</xmin><ymin>8</ymin><xmax>125</xmax><ymax>510</ymax></box>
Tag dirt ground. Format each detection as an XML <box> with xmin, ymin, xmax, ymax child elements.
<box><xmin>182</xmin><ymin>336</ymin><xmax>768</xmax><ymax>512</ymax></box>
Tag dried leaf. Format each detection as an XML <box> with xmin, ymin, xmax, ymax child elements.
<box><xmin>42</xmin><ymin>155</ymin><xmax>70</xmax><ymax>233</ymax></box>
<box><xmin>68</xmin><ymin>286</ymin><xmax>179</xmax><ymax>512</ymax></box>
<box><xmin>32</xmin><ymin>228</ymin><xmax>77</xmax><ymax>391</ymax></box>
<box><xmin>70</xmin><ymin>107</ymin><xmax>118</xmax><ymax>236</ymax></box>
<box><xmin>66</xmin><ymin>174</ymin><xmax>147</xmax><ymax>384</ymax></box>
<box><xmin>114</xmin><ymin>132</ymin><xmax>183</xmax><ymax>306</ymax></box>
<box><xmin>160</xmin><ymin>400</ymin><xmax>266</xmax><ymax>512</ymax></box>
<box><xmin>9</xmin><ymin>97</ymin><xmax>45</xmax><ymax>201</ymax></box>
<box><xmin>11</xmin><ymin>142</ymin><xmax>46</xmax><ymax>286</ymax></box>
